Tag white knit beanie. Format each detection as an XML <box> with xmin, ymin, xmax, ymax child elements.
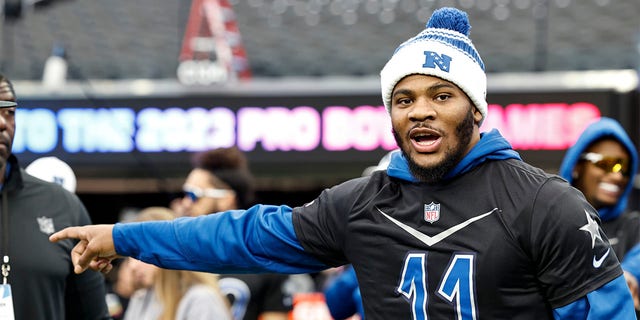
<box><xmin>380</xmin><ymin>7</ymin><xmax>487</xmax><ymax>123</ymax></box>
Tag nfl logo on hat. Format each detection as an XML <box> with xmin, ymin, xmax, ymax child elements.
<box><xmin>424</xmin><ymin>202</ymin><xmax>440</xmax><ymax>223</ymax></box>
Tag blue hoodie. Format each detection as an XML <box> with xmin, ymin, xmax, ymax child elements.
<box><xmin>558</xmin><ymin>117</ymin><xmax>639</xmax><ymax>222</ymax></box>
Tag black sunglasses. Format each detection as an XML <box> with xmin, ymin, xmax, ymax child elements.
<box><xmin>579</xmin><ymin>152</ymin><xmax>631</xmax><ymax>177</ymax></box>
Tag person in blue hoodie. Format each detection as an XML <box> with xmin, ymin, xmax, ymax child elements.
<box><xmin>323</xmin><ymin>265</ymin><xmax>363</xmax><ymax>320</ymax></box>
<box><xmin>50</xmin><ymin>7</ymin><xmax>635</xmax><ymax>319</ymax></box>
<box><xmin>558</xmin><ymin>117</ymin><xmax>640</xmax><ymax>309</ymax></box>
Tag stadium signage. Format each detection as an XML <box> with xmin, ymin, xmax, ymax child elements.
<box><xmin>14</xmin><ymin>102</ymin><xmax>599</xmax><ymax>155</ymax></box>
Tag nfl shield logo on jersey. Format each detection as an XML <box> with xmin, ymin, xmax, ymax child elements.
<box><xmin>424</xmin><ymin>202</ymin><xmax>440</xmax><ymax>223</ymax></box>
<box><xmin>37</xmin><ymin>216</ymin><xmax>55</xmax><ymax>235</ymax></box>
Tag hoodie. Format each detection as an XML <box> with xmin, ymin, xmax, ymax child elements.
<box><xmin>558</xmin><ymin>117</ymin><xmax>639</xmax><ymax>222</ymax></box>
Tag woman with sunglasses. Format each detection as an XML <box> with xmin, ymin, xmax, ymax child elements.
<box><xmin>170</xmin><ymin>147</ymin><xmax>252</xmax><ymax>217</ymax></box>
<box><xmin>558</xmin><ymin>117</ymin><xmax>640</xmax><ymax>310</ymax></box>
<box><xmin>169</xmin><ymin>146</ymin><xmax>309</xmax><ymax>320</ymax></box>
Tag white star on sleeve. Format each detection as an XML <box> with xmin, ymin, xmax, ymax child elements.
<box><xmin>579</xmin><ymin>209</ymin><xmax>603</xmax><ymax>248</ymax></box>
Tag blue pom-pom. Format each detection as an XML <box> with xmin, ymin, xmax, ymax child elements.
<box><xmin>426</xmin><ymin>7</ymin><xmax>471</xmax><ymax>36</ymax></box>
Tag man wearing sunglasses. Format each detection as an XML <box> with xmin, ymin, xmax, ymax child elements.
<box><xmin>170</xmin><ymin>146</ymin><xmax>300</xmax><ymax>320</ymax></box>
<box><xmin>559</xmin><ymin>117</ymin><xmax>640</xmax><ymax>312</ymax></box>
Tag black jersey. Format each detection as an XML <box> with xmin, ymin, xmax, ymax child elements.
<box><xmin>293</xmin><ymin>159</ymin><xmax>621</xmax><ymax>319</ymax></box>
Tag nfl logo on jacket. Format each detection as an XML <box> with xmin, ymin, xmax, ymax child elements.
<box><xmin>424</xmin><ymin>202</ymin><xmax>440</xmax><ymax>223</ymax></box>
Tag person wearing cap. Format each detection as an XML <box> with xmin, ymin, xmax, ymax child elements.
<box><xmin>0</xmin><ymin>73</ymin><xmax>110</xmax><ymax>319</ymax></box>
<box><xmin>558</xmin><ymin>117</ymin><xmax>640</xmax><ymax>311</ymax></box>
<box><xmin>25</xmin><ymin>156</ymin><xmax>77</xmax><ymax>193</ymax></box>
<box><xmin>49</xmin><ymin>7</ymin><xmax>634</xmax><ymax>319</ymax></box>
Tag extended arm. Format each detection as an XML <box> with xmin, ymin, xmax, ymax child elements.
<box><xmin>51</xmin><ymin>204</ymin><xmax>329</xmax><ymax>274</ymax></box>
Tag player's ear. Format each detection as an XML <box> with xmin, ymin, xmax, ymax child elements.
<box><xmin>473</xmin><ymin>107</ymin><xmax>483</xmax><ymax>125</ymax></box>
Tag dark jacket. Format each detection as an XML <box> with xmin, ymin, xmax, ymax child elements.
<box><xmin>1</xmin><ymin>154</ymin><xmax>110</xmax><ymax>320</ymax></box>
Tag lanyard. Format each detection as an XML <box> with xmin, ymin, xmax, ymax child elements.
<box><xmin>1</xmin><ymin>189</ymin><xmax>9</xmax><ymax>284</ymax></box>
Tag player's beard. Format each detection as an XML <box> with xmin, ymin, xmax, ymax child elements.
<box><xmin>394</xmin><ymin>108</ymin><xmax>475</xmax><ymax>184</ymax></box>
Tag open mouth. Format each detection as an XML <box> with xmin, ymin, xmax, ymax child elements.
<box><xmin>413</xmin><ymin>133</ymin><xmax>440</xmax><ymax>145</ymax></box>
<box><xmin>409</xmin><ymin>128</ymin><xmax>442</xmax><ymax>152</ymax></box>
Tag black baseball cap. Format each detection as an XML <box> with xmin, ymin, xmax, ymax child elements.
<box><xmin>0</xmin><ymin>101</ymin><xmax>16</xmax><ymax>108</ymax></box>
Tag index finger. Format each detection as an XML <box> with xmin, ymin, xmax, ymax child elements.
<box><xmin>49</xmin><ymin>226</ymin><xmax>85</xmax><ymax>243</ymax></box>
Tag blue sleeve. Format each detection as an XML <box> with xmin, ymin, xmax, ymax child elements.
<box><xmin>553</xmin><ymin>274</ymin><xmax>636</xmax><ymax>320</ymax></box>
<box><xmin>324</xmin><ymin>266</ymin><xmax>362</xmax><ymax>320</ymax></box>
<box><xmin>113</xmin><ymin>204</ymin><xmax>329</xmax><ymax>274</ymax></box>
<box><xmin>622</xmin><ymin>243</ymin><xmax>640</xmax><ymax>281</ymax></box>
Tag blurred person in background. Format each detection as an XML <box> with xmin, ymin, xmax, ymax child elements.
<box><xmin>171</xmin><ymin>146</ymin><xmax>254</xmax><ymax>217</ymax></box>
<box><xmin>558</xmin><ymin>117</ymin><xmax>640</xmax><ymax>309</ymax></box>
<box><xmin>104</xmin><ymin>258</ymin><xmax>136</xmax><ymax>319</ymax></box>
<box><xmin>123</xmin><ymin>206</ymin><xmax>232</xmax><ymax>320</ymax></box>
<box><xmin>0</xmin><ymin>72</ymin><xmax>110</xmax><ymax>319</ymax></box>
<box><xmin>25</xmin><ymin>156</ymin><xmax>77</xmax><ymax>193</ymax></box>
<box><xmin>103</xmin><ymin>208</ymin><xmax>149</xmax><ymax>319</ymax></box>
<box><xmin>49</xmin><ymin>7</ymin><xmax>636</xmax><ymax>319</ymax></box>
<box><xmin>170</xmin><ymin>146</ymin><xmax>307</xmax><ymax>320</ymax></box>
<box><xmin>323</xmin><ymin>265</ymin><xmax>362</xmax><ymax>320</ymax></box>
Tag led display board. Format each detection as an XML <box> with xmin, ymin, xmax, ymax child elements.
<box><xmin>12</xmin><ymin>88</ymin><xmax>635</xmax><ymax>191</ymax></box>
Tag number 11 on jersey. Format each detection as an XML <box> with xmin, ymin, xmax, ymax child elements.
<box><xmin>397</xmin><ymin>253</ymin><xmax>478</xmax><ymax>320</ymax></box>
